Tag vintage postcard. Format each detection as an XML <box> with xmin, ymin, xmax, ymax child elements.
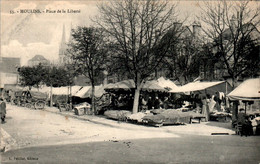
<box><xmin>1</xmin><ymin>0</ymin><xmax>260</xmax><ymax>163</ymax></box>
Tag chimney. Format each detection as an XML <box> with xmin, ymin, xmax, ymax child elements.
<box><xmin>192</xmin><ymin>21</ymin><xmax>201</xmax><ymax>39</ymax></box>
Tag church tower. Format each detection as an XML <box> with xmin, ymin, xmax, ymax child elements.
<box><xmin>59</xmin><ymin>24</ymin><xmax>70</xmax><ymax>65</ymax></box>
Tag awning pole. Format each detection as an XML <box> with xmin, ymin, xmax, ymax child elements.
<box><xmin>225</xmin><ymin>81</ymin><xmax>227</xmax><ymax>95</ymax></box>
<box><xmin>245</xmin><ymin>102</ymin><xmax>247</xmax><ymax>114</ymax></box>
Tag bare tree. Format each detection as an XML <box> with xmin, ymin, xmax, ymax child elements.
<box><xmin>67</xmin><ymin>27</ymin><xmax>107</xmax><ymax>114</ymax></box>
<box><xmin>200</xmin><ymin>1</ymin><xmax>260</xmax><ymax>87</ymax></box>
<box><xmin>94</xmin><ymin>0</ymin><xmax>180</xmax><ymax>113</ymax></box>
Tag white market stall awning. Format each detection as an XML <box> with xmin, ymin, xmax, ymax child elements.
<box><xmin>74</xmin><ymin>86</ymin><xmax>91</xmax><ymax>98</ymax></box>
<box><xmin>170</xmin><ymin>81</ymin><xmax>229</xmax><ymax>93</ymax></box>
<box><xmin>156</xmin><ymin>77</ymin><xmax>180</xmax><ymax>92</ymax></box>
<box><xmin>105</xmin><ymin>79</ymin><xmax>167</xmax><ymax>92</ymax></box>
<box><xmin>84</xmin><ymin>85</ymin><xmax>107</xmax><ymax>98</ymax></box>
<box><xmin>52</xmin><ymin>86</ymin><xmax>71</xmax><ymax>95</ymax></box>
<box><xmin>71</xmin><ymin>86</ymin><xmax>83</xmax><ymax>96</ymax></box>
<box><xmin>73</xmin><ymin>85</ymin><xmax>107</xmax><ymax>98</ymax></box>
<box><xmin>228</xmin><ymin>78</ymin><xmax>260</xmax><ymax>101</ymax></box>
<box><xmin>22</xmin><ymin>86</ymin><xmax>83</xmax><ymax>96</ymax></box>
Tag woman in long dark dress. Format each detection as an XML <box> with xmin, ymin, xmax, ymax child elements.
<box><xmin>154</xmin><ymin>96</ymin><xmax>160</xmax><ymax>109</ymax></box>
<box><xmin>201</xmin><ymin>96</ymin><xmax>210</xmax><ymax>122</ymax></box>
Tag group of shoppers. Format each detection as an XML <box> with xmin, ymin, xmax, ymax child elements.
<box><xmin>109</xmin><ymin>91</ymin><xmax>228</xmax><ymax>123</ymax></box>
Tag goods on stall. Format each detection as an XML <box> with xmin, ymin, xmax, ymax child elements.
<box><xmin>160</xmin><ymin>110</ymin><xmax>191</xmax><ymax>124</ymax></box>
<box><xmin>151</xmin><ymin>109</ymin><xmax>165</xmax><ymax>114</ymax></box>
<box><xmin>127</xmin><ymin>112</ymin><xmax>149</xmax><ymax>123</ymax></box>
<box><xmin>73</xmin><ymin>102</ymin><xmax>91</xmax><ymax>115</ymax></box>
<box><xmin>210</xmin><ymin>111</ymin><xmax>232</xmax><ymax>122</ymax></box>
<box><xmin>95</xmin><ymin>93</ymin><xmax>113</xmax><ymax>115</ymax></box>
<box><xmin>104</xmin><ymin>110</ymin><xmax>132</xmax><ymax>121</ymax></box>
<box><xmin>142</xmin><ymin>114</ymin><xmax>166</xmax><ymax>127</ymax></box>
<box><xmin>142</xmin><ymin>109</ymin><xmax>203</xmax><ymax>126</ymax></box>
<box><xmin>183</xmin><ymin>111</ymin><xmax>205</xmax><ymax>119</ymax></box>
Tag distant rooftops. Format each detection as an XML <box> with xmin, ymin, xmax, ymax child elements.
<box><xmin>27</xmin><ymin>55</ymin><xmax>50</xmax><ymax>66</ymax></box>
<box><xmin>28</xmin><ymin>55</ymin><xmax>49</xmax><ymax>62</ymax></box>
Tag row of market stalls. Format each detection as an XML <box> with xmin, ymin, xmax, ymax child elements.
<box><xmin>4</xmin><ymin>77</ymin><xmax>258</xmax><ymax>100</ymax></box>
<box><xmin>102</xmin><ymin>78</ymin><xmax>233</xmax><ymax>126</ymax></box>
<box><xmin>1</xmin><ymin>77</ymin><xmax>259</xmax><ymax>128</ymax></box>
<box><xmin>1</xmin><ymin>77</ymin><xmax>233</xmax><ymax>100</ymax></box>
<box><xmin>98</xmin><ymin>77</ymin><xmax>260</xmax><ymax>128</ymax></box>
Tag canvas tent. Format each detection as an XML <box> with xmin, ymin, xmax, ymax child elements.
<box><xmin>74</xmin><ymin>86</ymin><xmax>91</xmax><ymax>98</ymax></box>
<box><xmin>84</xmin><ymin>85</ymin><xmax>107</xmax><ymax>98</ymax></box>
<box><xmin>31</xmin><ymin>86</ymin><xmax>70</xmax><ymax>95</ymax></box>
<box><xmin>73</xmin><ymin>85</ymin><xmax>106</xmax><ymax>98</ymax></box>
<box><xmin>228</xmin><ymin>78</ymin><xmax>260</xmax><ymax>101</ymax></box>
<box><xmin>71</xmin><ymin>86</ymin><xmax>83</xmax><ymax>96</ymax></box>
<box><xmin>156</xmin><ymin>77</ymin><xmax>180</xmax><ymax>92</ymax></box>
<box><xmin>105</xmin><ymin>79</ymin><xmax>167</xmax><ymax>92</ymax></box>
<box><xmin>170</xmin><ymin>81</ymin><xmax>232</xmax><ymax>94</ymax></box>
<box><xmin>52</xmin><ymin>87</ymin><xmax>70</xmax><ymax>95</ymax></box>
<box><xmin>30</xmin><ymin>86</ymin><xmax>82</xmax><ymax>96</ymax></box>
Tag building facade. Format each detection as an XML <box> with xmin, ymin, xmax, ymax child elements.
<box><xmin>0</xmin><ymin>57</ymin><xmax>21</xmax><ymax>88</ymax></box>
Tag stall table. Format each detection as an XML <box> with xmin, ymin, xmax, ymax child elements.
<box><xmin>210</xmin><ymin>112</ymin><xmax>232</xmax><ymax>122</ymax></box>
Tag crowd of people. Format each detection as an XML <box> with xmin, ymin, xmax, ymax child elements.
<box><xmin>109</xmin><ymin>91</ymin><xmax>228</xmax><ymax>121</ymax></box>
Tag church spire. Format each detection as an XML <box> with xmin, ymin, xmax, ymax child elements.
<box><xmin>59</xmin><ymin>24</ymin><xmax>67</xmax><ymax>56</ymax></box>
<box><xmin>68</xmin><ymin>22</ymin><xmax>73</xmax><ymax>43</ymax></box>
<box><xmin>61</xmin><ymin>24</ymin><xmax>66</xmax><ymax>45</ymax></box>
<box><xmin>59</xmin><ymin>24</ymin><xmax>68</xmax><ymax>65</ymax></box>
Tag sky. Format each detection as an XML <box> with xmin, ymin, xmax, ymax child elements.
<box><xmin>1</xmin><ymin>0</ymin><xmax>259</xmax><ymax>66</ymax></box>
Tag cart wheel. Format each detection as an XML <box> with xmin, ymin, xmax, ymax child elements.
<box><xmin>35</xmin><ymin>101</ymin><xmax>45</xmax><ymax>109</ymax></box>
<box><xmin>25</xmin><ymin>103</ymin><xmax>32</xmax><ymax>109</ymax></box>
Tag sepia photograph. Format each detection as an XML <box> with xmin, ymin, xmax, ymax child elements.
<box><xmin>0</xmin><ymin>0</ymin><xmax>260</xmax><ymax>163</ymax></box>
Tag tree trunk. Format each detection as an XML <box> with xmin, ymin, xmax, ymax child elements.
<box><xmin>132</xmin><ymin>74</ymin><xmax>143</xmax><ymax>114</ymax></box>
<box><xmin>132</xmin><ymin>86</ymin><xmax>141</xmax><ymax>114</ymax></box>
<box><xmin>69</xmin><ymin>85</ymin><xmax>72</xmax><ymax>110</ymax></box>
<box><xmin>50</xmin><ymin>86</ymin><xmax>53</xmax><ymax>107</ymax></box>
<box><xmin>67</xmin><ymin>86</ymin><xmax>69</xmax><ymax>105</ymax></box>
<box><xmin>91</xmin><ymin>84</ymin><xmax>95</xmax><ymax>115</ymax></box>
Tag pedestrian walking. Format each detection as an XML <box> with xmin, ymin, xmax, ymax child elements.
<box><xmin>0</xmin><ymin>98</ymin><xmax>7</xmax><ymax>123</ymax></box>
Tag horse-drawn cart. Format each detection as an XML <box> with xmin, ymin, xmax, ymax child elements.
<box><xmin>15</xmin><ymin>90</ymin><xmax>48</xmax><ymax>109</ymax></box>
